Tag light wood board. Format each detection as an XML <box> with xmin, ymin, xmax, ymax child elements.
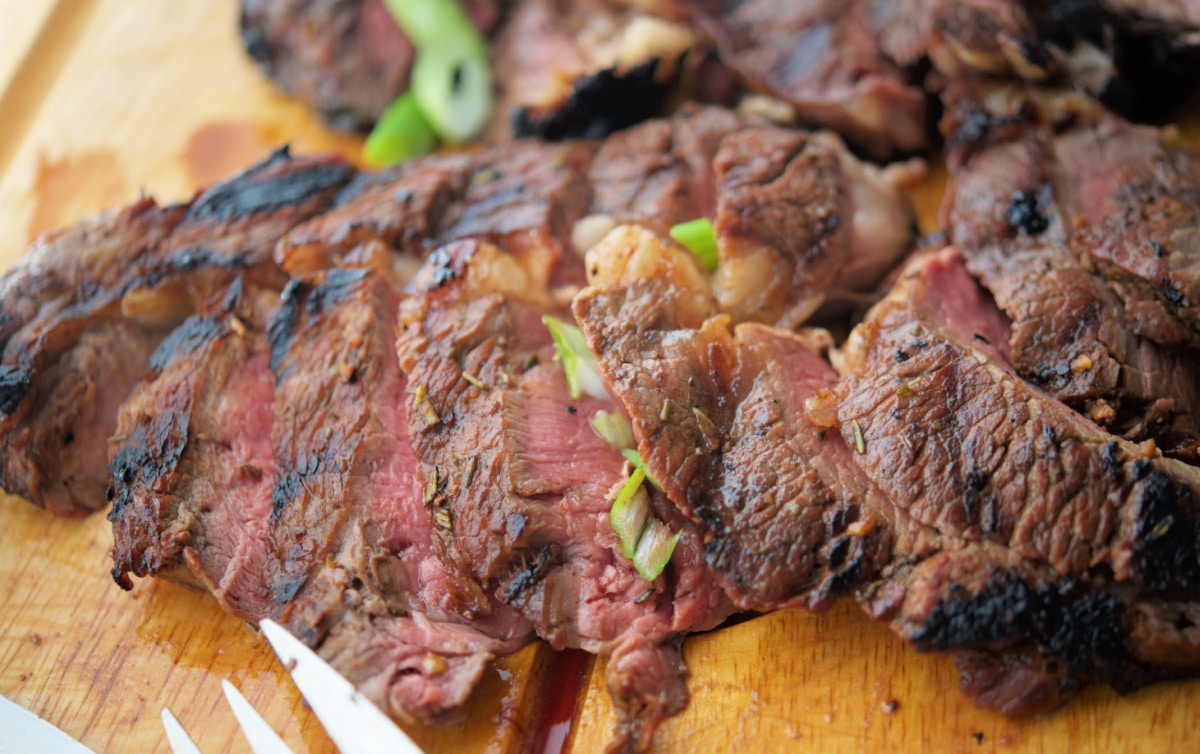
<box><xmin>1</xmin><ymin>2</ymin><xmax>1199</xmax><ymax>752</ymax></box>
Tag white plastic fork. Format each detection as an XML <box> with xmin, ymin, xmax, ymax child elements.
<box><xmin>162</xmin><ymin>682</ymin><xmax>290</xmax><ymax>754</ymax></box>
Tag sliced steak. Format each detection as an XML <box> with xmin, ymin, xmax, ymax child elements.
<box><xmin>827</xmin><ymin>248</ymin><xmax>1200</xmax><ymax>710</ymax></box>
<box><xmin>277</xmin><ymin>139</ymin><xmax>596</xmax><ymax>292</ymax></box>
<box><xmin>573</xmin><ymin>225</ymin><xmax>892</xmax><ymax>612</ymax></box>
<box><xmin>396</xmin><ymin>239</ymin><xmax>732</xmax><ymax>749</ymax></box>
<box><xmin>266</xmin><ymin>266</ymin><xmax>532</xmax><ymax>722</ymax></box>
<box><xmin>0</xmin><ymin>149</ymin><xmax>354</xmax><ymax>515</ymax></box>
<box><xmin>239</xmin><ymin>0</ymin><xmax>504</xmax><ymax>131</ymax></box>
<box><xmin>586</xmin><ymin>106</ymin><xmax>918</xmax><ymax>327</ymax></box>
<box><xmin>941</xmin><ymin>89</ymin><xmax>1200</xmax><ymax>456</ymax></box>
<box><xmin>493</xmin><ymin>0</ymin><xmax>696</xmax><ymax>142</ymax></box>
<box><xmin>686</xmin><ymin>0</ymin><xmax>928</xmax><ymax>157</ymax></box>
<box><xmin>109</xmin><ymin>279</ymin><xmax>278</xmax><ymax>620</ymax></box>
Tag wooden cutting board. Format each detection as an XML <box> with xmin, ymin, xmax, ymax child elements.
<box><xmin>2</xmin><ymin>2</ymin><xmax>1199</xmax><ymax>752</ymax></box>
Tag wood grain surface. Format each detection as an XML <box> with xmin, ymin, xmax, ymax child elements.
<box><xmin>1</xmin><ymin>2</ymin><xmax>1199</xmax><ymax>752</ymax></box>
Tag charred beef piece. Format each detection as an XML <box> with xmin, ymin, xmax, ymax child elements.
<box><xmin>683</xmin><ymin>0</ymin><xmax>929</xmax><ymax>158</ymax></box>
<box><xmin>240</xmin><ymin>0</ymin><xmax>504</xmax><ymax>132</ymax></box>
<box><xmin>827</xmin><ymin>248</ymin><xmax>1200</xmax><ymax>712</ymax></box>
<box><xmin>941</xmin><ymin>88</ymin><xmax>1200</xmax><ymax>456</ymax></box>
<box><xmin>267</xmin><ymin>266</ymin><xmax>532</xmax><ymax>722</ymax></box>
<box><xmin>109</xmin><ymin>279</ymin><xmax>279</xmax><ymax>618</ymax></box>
<box><xmin>0</xmin><ymin>148</ymin><xmax>354</xmax><ymax>515</ymax></box>
<box><xmin>396</xmin><ymin>239</ymin><xmax>733</xmax><ymax>750</ymax></box>
<box><xmin>573</xmin><ymin>225</ymin><xmax>894</xmax><ymax>612</ymax></box>
<box><xmin>494</xmin><ymin>0</ymin><xmax>697</xmax><ymax>142</ymax></box>
<box><xmin>586</xmin><ymin>106</ymin><xmax>918</xmax><ymax>327</ymax></box>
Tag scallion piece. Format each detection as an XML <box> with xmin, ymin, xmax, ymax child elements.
<box><xmin>542</xmin><ymin>315</ymin><xmax>608</xmax><ymax>401</ymax></box>
<box><xmin>608</xmin><ymin>466</ymin><xmax>681</xmax><ymax>580</ymax></box>
<box><xmin>592</xmin><ymin>410</ymin><xmax>635</xmax><ymax>450</ymax></box>
<box><xmin>382</xmin><ymin>0</ymin><xmax>493</xmax><ymax>144</ymax></box>
<box><xmin>632</xmin><ymin>520</ymin><xmax>682</xmax><ymax>581</ymax></box>
<box><xmin>620</xmin><ymin>448</ymin><xmax>662</xmax><ymax>491</ymax></box>
<box><xmin>669</xmin><ymin>218</ymin><xmax>719</xmax><ymax>273</ymax></box>
<box><xmin>363</xmin><ymin>92</ymin><xmax>437</xmax><ymax>167</ymax></box>
<box><xmin>383</xmin><ymin>0</ymin><xmax>476</xmax><ymax>48</ymax></box>
<box><xmin>410</xmin><ymin>41</ymin><xmax>493</xmax><ymax>144</ymax></box>
<box><xmin>610</xmin><ymin>467</ymin><xmax>650</xmax><ymax>559</ymax></box>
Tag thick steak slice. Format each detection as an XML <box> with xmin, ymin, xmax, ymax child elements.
<box><xmin>267</xmin><ymin>266</ymin><xmax>531</xmax><ymax>723</ymax></box>
<box><xmin>0</xmin><ymin>148</ymin><xmax>354</xmax><ymax>515</ymax></box>
<box><xmin>573</xmin><ymin>226</ymin><xmax>892</xmax><ymax>611</ymax></box>
<box><xmin>687</xmin><ymin>0</ymin><xmax>928</xmax><ymax>157</ymax></box>
<box><xmin>941</xmin><ymin>91</ymin><xmax>1200</xmax><ymax>456</ymax></box>
<box><xmin>397</xmin><ymin>239</ymin><xmax>732</xmax><ymax>750</ymax></box>
<box><xmin>829</xmin><ymin>248</ymin><xmax>1200</xmax><ymax>711</ymax></box>
<box><xmin>109</xmin><ymin>280</ymin><xmax>278</xmax><ymax>620</ymax></box>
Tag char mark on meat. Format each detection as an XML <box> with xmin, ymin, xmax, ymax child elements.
<box><xmin>573</xmin><ymin>225</ymin><xmax>892</xmax><ymax>612</ymax></box>
<box><xmin>0</xmin><ymin>149</ymin><xmax>354</xmax><ymax>516</ymax></box>
<box><xmin>266</xmin><ymin>264</ymin><xmax>532</xmax><ymax>722</ymax></box>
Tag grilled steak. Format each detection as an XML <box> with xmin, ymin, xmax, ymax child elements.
<box><xmin>396</xmin><ymin>238</ymin><xmax>733</xmax><ymax>749</ymax></box>
<box><xmin>573</xmin><ymin>226</ymin><xmax>893</xmax><ymax>612</ymax></box>
<box><xmin>0</xmin><ymin>149</ymin><xmax>354</xmax><ymax>515</ymax></box>
<box><xmin>587</xmin><ymin>106</ymin><xmax>918</xmax><ymax>326</ymax></box>
<box><xmin>109</xmin><ymin>279</ymin><xmax>279</xmax><ymax>617</ymax></box>
<box><xmin>687</xmin><ymin>0</ymin><xmax>929</xmax><ymax>158</ymax></box>
<box><xmin>941</xmin><ymin>87</ymin><xmax>1200</xmax><ymax>457</ymax></box>
<box><xmin>828</xmin><ymin>248</ymin><xmax>1200</xmax><ymax>712</ymax></box>
<box><xmin>267</xmin><ymin>266</ymin><xmax>532</xmax><ymax>721</ymax></box>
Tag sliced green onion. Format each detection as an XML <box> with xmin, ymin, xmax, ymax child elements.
<box><xmin>669</xmin><ymin>218</ymin><xmax>719</xmax><ymax>273</ymax></box>
<box><xmin>609</xmin><ymin>466</ymin><xmax>681</xmax><ymax>580</ymax></box>
<box><xmin>592</xmin><ymin>410</ymin><xmax>635</xmax><ymax>450</ymax></box>
<box><xmin>382</xmin><ymin>0</ymin><xmax>492</xmax><ymax>144</ymax></box>
<box><xmin>621</xmin><ymin>448</ymin><xmax>662</xmax><ymax>491</ymax></box>
<box><xmin>633</xmin><ymin>520</ymin><xmax>682</xmax><ymax>581</ymax></box>
<box><xmin>383</xmin><ymin>0</ymin><xmax>476</xmax><ymax>49</ymax></box>
<box><xmin>610</xmin><ymin>467</ymin><xmax>650</xmax><ymax>559</ymax></box>
<box><xmin>363</xmin><ymin>92</ymin><xmax>437</xmax><ymax>167</ymax></box>
<box><xmin>542</xmin><ymin>315</ymin><xmax>607</xmax><ymax>401</ymax></box>
<box><xmin>410</xmin><ymin>41</ymin><xmax>493</xmax><ymax>144</ymax></box>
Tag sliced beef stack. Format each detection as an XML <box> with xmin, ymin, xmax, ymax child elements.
<box><xmin>829</xmin><ymin>248</ymin><xmax>1200</xmax><ymax>713</ymax></box>
<box><xmin>0</xmin><ymin>149</ymin><xmax>353</xmax><ymax>516</ymax></box>
<box><xmin>941</xmin><ymin>85</ymin><xmax>1200</xmax><ymax>460</ymax></box>
<box><xmin>0</xmin><ymin>108</ymin><xmax>918</xmax><ymax>751</ymax></box>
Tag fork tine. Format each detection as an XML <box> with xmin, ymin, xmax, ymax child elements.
<box><xmin>221</xmin><ymin>680</ymin><xmax>295</xmax><ymax>754</ymax></box>
<box><xmin>160</xmin><ymin>706</ymin><xmax>203</xmax><ymax>754</ymax></box>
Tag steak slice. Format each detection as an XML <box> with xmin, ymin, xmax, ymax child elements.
<box><xmin>687</xmin><ymin>0</ymin><xmax>928</xmax><ymax>157</ymax></box>
<box><xmin>109</xmin><ymin>279</ymin><xmax>278</xmax><ymax>620</ymax></box>
<box><xmin>266</xmin><ymin>265</ymin><xmax>532</xmax><ymax>722</ymax></box>
<box><xmin>586</xmin><ymin>106</ymin><xmax>918</xmax><ymax>327</ymax></box>
<box><xmin>493</xmin><ymin>0</ymin><xmax>697</xmax><ymax>142</ymax></box>
<box><xmin>828</xmin><ymin>248</ymin><xmax>1200</xmax><ymax>710</ymax></box>
<box><xmin>573</xmin><ymin>225</ymin><xmax>892</xmax><ymax>612</ymax></box>
<box><xmin>941</xmin><ymin>89</ymin><xmax>1200</xmax><ymax>456</ymax></box>
<box><xmin>396</xmin><ymin>239</ymin><xmax>732</xmax><ymax>750</ymax></box>
<box><xmin>0</xmin><ymin>148</ymin><xmax>354</xmax><ymax>515</ymax></box>
<box><xmin>277</xmin><ymin>139</ymin><xmax>596</xmax><ymax>293</ymax></box>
